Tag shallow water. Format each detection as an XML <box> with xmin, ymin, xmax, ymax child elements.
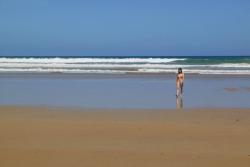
<box><xmin>0</xmin><ymin>73</ymin><xmax>249</xmax><ymax>109</ymax></box>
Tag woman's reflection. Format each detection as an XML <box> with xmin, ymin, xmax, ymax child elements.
<box><xmin>176</xmin><ymin>95</ymin><xmax>183</xmax><ymax>109</ymax></box>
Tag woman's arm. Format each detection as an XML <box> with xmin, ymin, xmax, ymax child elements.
<box><xmin>176</xmin><ymin>75</ymin><xmax>179</xmax><ymax>87</ymax></box>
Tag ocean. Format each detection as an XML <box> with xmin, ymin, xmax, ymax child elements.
<box><xmin>1</xmin><ymin>56</ymin><xmax>250</xmax><ymax>109</ymax></box>
<box><xmin>0</xmin><ymin>56</ymin><xmax>250</xmax><ymax>75</ymax></box>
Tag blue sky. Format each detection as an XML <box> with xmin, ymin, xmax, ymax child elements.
<box><xmin>0</xmin><ymin>0</ymin><xmax>249</xmax><ymax>56</ymax></box>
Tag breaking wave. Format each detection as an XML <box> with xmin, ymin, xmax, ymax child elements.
<box><xmin>0</xmin><ymin>57</ymin><xmax>250</xmax><ymax>75</ymax></box>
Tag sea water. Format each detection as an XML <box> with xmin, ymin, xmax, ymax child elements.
<box><xmin>0</xmin><ymin>73</ymin><xmax>250</xmax><ymax>109</ymax></box>
<box><xmin>1</xmin><ymin>56</ymin><xmax>250</xmax><ymax>109</ymax></box>
<box><xmin>0</xmin><ymin>56</ymin><xmax>250</xmax><ymax>75</ymax></box>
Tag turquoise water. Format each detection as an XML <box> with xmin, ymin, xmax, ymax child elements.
<box><xmin>178</xmin><ymin>56</ymin><xmax>250</xmax><ymax>64</ymax></box>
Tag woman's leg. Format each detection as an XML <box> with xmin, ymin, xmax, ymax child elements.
<box><xmin>176</xmin><ymin>83</ymin><xmax>180</xmax><ymax>97</ymax></box>
<box><xmin>176</xmin><ymin>88</ymin><xmax>180</xmax><ymax>97</ymax></box>
<box><xmin>180</xmin><ymin>83</ymin><xmax>184</xmax><ymax>95</ymax></box>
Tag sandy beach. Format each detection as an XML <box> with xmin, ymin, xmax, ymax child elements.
<box><xmin>0</xmin><ymin>106</ymin><xmax>250</xmax><ymax>167</ymax></box>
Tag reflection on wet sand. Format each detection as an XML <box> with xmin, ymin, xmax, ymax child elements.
<box><xmin>176</xmin><ymin>95</ymin><xmax>183</xmax><ymax>109</ymax></box>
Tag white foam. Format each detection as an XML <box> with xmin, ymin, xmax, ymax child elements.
<box><xmin>0</xmin><ymin>68</ymin><xmax>127</xmax><ymax>74</ymax></box>
<box><xmin>206</xmin><ymin>63</ymin><xmax>250</xmax><ymax>68</ymax></box>
<box><xmin>0</xmin><ymin>67</ymin><xmax>250</xmax><ymax>75</ymax></box>
<box><xmin>1</xmin><ymin>62</ymin><xmax>250</xmax><ymax>70</ymax></box>
<box><xmin>0</xmin><ymin>63</ymin><xmax>191</xmax><ymax>69</ymax></box>
<box><xmin>189</xmin><ymin>69</ymin><xmax>250</xmax><ymax>75</ymax></box>
<box><xmin>0</xmin><ymin>57</ymin><xmax>185</xmax><ymax>64</ymax></box>
<box><xmin>0</xmin><ymin>57</ymin><xmax>250</xmax><ymax>74</ymax></box>
<box><xmin>138</xmin><ymin>69</ymin><xmax>250</xmax><ymax>74</ymax></box>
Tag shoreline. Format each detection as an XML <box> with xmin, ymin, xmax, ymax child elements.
<box><xmin>1</xmin><ymin>104</ymin><xmax>250</xmax><ymax>112</ymax></box>
<box><xmin>1</xmin><ymin>72</ymin><xmax>250</xmax><ymax>78</ymax></box>
<box><xmin>0</xmin><ymin>106</ymin><xmax>250</xmax><ymax>167</ymax></box>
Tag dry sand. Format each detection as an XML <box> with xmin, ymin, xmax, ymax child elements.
<box><xmin>0</xmin><ymin>106</ymin><xmax>250</xmax><ymax>167</ymax></box>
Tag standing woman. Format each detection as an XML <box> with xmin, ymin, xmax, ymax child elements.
<box><xmin>176</xmin><ymin>68</ymin><xmax>184</xmax><ymax>97</ymax></box>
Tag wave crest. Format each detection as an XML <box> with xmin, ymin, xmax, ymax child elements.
<box><xmin>0</xmin><ymin>57</ymin><xmax>250</xmax><ymax>74</ymax></box>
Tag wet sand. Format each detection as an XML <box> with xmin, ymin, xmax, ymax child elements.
<box><xmin>224</xmin><ymin>87</ymin><xmax>250</xmax><ymax>93</ymax></box>
<box><xmin>0</xmin><ymin>106</ymin><xmax>250</xmax><ymax>167</ymax></box>
<box><xmin>1</xmin><ymin>73</ymin><xmax>250</xmax><ymax>109</ymax></box>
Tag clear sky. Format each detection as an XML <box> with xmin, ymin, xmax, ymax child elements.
<box><xmin>0</xmin><ymin>0</ymin><xmax>249</xmax><ymax>56</ymax></box>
